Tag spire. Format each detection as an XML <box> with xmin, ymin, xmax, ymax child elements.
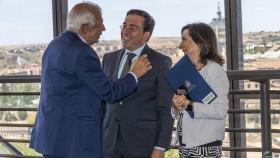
<box><xmin>217</xmin><ymin>2</ymin><xmax>222</xmax><ymax>20</ymax></box>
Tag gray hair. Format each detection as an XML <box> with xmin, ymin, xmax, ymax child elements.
<box><xmin>66</xmin><ymin>2</ymin><xmax>102</xmax><ymax>33</ymax></box>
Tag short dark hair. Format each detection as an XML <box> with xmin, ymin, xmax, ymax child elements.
<box><xmin>181</xmin><ymin>23</ymin><xmax>224</xmax><ymax>66</ymax></box>
<box><xmin>127</xmin><ymin>9</ymin><xmax>155</xmax><ymax>36</ymax></box>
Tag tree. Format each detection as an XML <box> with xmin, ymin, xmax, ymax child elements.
<box><xmin>0</xmin><ymin>111</ymin><xmax>3</xmax><ymax>120</ymax></box>
<box><xmin>254</xmin><ymin>46</ymin><xmax>267</xmax><ymax>54</ymax></box>
<box><xmin>4</xmin><ymin>112</ymin><xmax>17</xmax><ymax>122</ymax></box>
<box><xmin>272</xmin><ymin>114</ymin><xmax>279</xmax><ymax>124</ymax></box>
<box><xmin>18</xmin><ymin>111</ymin><xmax>28</xmax><ymax>120</ymax></box>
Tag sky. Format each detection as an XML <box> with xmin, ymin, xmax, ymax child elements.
<box><xmin>0</xmin><ymin>0</ymin><xmax>280</xmax><ymax>45</ymax></box>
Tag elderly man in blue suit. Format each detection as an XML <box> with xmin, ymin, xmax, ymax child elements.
<box><xmin>29</xmin><ymin>2</ymin><xmax>152</xmax><ymax>158</ymax></box>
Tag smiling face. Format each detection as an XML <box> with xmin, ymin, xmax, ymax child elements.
<box><xmin>179</xmin><ymin>29</ymin><xmax>201</xmax><ymax>65</ymax></box>
<box><xmin>121</xmin><ymin>14</ymin><xmax>150</xmax><ymax>51</ymax></box>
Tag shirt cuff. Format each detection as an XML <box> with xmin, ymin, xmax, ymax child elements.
<box><xmin>128</xmin><ymin>72</ymin><xmax>138</xmax><ymax>83</ymax></box>
<box><xmin>154</xmin><ymin>146</ymin><xmax>165</xmax><ymax>151</ymax></box>
<box><xmin>171</xmin><ymin>107</ymin><xmax>178</xmax><ymax>119</ymax></box>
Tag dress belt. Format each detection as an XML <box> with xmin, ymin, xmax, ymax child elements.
<box><xmin>181</xmin><ymin>140</ymin><xmax>222</xmax><ymax>147</ymax></box>
<box><xmin>199</xmin><ymin>140</ymin><xmax>222</xmax><ymax>147</ymax></box>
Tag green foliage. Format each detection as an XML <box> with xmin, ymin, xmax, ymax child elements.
<box><xmin>272</xmin><ymin>114</ymin><xmax>279</xmax><ymax>124</ymax></box>
<box><xmin>18</xmin><ymin>111</ymin><xmax>28</xmax><ymax>120</ymax></box>
<box><xmin>10</xmin><ymin>143</ymin><xmax>41</xmax><ymax>156</ymax></box>
<box><xmin>0</xmin><ymin>83</ymin><xmax>40</xmax><ymax>112</ymax></box>
<box><xmin>254</xmin><ymin>46</ymin><xmax>268</xmax><ymax>54</ymax></box>
<box><xmin>244</xmin><ymin>45</ymin><xmax>270</xmax><ymax>55</ymax></box>
<box><xmin>165</xmin><ymin>149</ymin><xmax>179</xmax><ymax>158</ymax></box>
<box><xmin>3</xmin><ymin>112</ymin><xmax>17</xmax><ymax>122</ymax></box>
<box><xmin>0</xmin><ymin>83</ymin><xmax>9</xmax><ymax>106</ymax></box>
<box><xmin>0</xmin><ymin>143</ymin><xmax>13</xmax><ymax>154</ymax></box>
<box><xmin>247</xmin><ymin>114</ymin><xmax>259</xmax><ymax>123</ymax></box>
<box><xmin>0</xmin><ymin>111</ymin><xmax>3</xmax><ymax>120</ymax></box>
<box><xmin>26</xmin><ymin>112</ymin><xmax>36</xmax><ymax>124</ymax></box>
<box><xmin>244</xmin><ymin>49</ymin><xmax>255</xmax><ymax>54</ymax></box>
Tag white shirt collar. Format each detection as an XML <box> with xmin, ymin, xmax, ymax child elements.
<box><xmin>76</xmin><ymin>33</ymin><xmax>88</xmax><ymax>44</ymax></box>
<box><xmin>124</xmin><ymin>43</ymin><xmax>146</xmax><ymax>57</ymax></box>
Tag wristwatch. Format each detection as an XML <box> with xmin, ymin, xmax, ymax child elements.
<box><xmin>186</xmin><ymin>101</ymin><xmax>193</xmax><ymax>112</ymax></box>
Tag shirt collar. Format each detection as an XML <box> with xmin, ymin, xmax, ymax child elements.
<box><xmin>66</xmin><ymin>29</ymin><xmax>88</xmax><ymax>44</ymax></box>
<box><xmin>77</xmin><ymin>33</ymin><xmax>88</xmax><ymax>44</ymax></box>
<box><xmin>124</xmin><ymin>43</ymin><xmax>146</xmax><ymax>57</ymax></box>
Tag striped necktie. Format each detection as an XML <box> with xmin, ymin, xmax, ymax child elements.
<box><xmin>121</xmin><ymin>52</ymin><xmax>136</xmax><ymax>77</ymax></box>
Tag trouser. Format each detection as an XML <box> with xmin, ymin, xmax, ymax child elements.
<box><xmin>179</xmin><ymin>145</ymin><xmax>222</xmax><ymax>158</ymax></box>
<box><xmin>103</xmin><ymin>126</ymin><xmax>148</xmax><ymax>158</ymax></box>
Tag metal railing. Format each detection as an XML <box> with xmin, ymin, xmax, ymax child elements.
<box><xmin>0</xmin><ymin>70</ymin><xmax>280</xmax><ymax>158</ymax></box>
<box><xmin>226</xmin><ymin>70</ymin><xmax>280</xmax><ymax>158</ymax></box>
<box><xmin>0</xmin><ymin>75</ymin><xmax>41</xmax><ymax>158</ymax></box>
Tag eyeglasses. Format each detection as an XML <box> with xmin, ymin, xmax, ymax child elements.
<box><xmin>120</xmin><ymin>24</ymin><xmax>140</xmax><ymax>32</ymax></box>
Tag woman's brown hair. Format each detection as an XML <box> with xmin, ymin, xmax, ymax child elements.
<box><xmin>181</xmin><ymin>23</ymin><xmax>224</xmax><ymax>65</ymax></box>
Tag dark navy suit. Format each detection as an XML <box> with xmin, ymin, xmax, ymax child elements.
<box><xmin>30</xmin><ymin>31</ymin><xmax>137</xmax><ymax>158</ymax></box>
<box><xmin>102</xmin><ymin>45</ymin><xmax>174</xmax><ymax>157</ymax></box>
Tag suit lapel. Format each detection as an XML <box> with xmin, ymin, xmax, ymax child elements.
<box><xmin>112</xmin><ymin>45</ymin><xmax>150</xmax><ymax>80</ymax></box>
<box><xmin>140</xmin><ymin>44</ymin><xmax>151</xmax><ymax>57</ymax></box>
<box><xmin>138</xmin><ymin>45</ymin><xmax>152</xmax><ymax>80</ymax></box>
<box><xmin>112</xmin><ymin>49</ymin><xmax>125</xmax><ymax>80</ymax></box>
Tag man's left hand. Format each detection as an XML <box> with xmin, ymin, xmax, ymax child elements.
<box><xmin>150</xmin><ymin>148</ymin><xmax>165</xmax><ymax>158</ymax></box>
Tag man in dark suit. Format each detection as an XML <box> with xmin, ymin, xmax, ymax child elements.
<box><xmin>102</xmin><ymin>9</ymin><xmax>174</xmax><ymax>158</ymax></box>
<box><xmin>30</xmin><ymin>3</ymin><xmax>151</xmax><ymax>158</ymax></box>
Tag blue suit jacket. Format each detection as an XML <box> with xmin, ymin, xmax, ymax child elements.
<box><xmin>30</xmin><ymin>31</ymin><xmax>137</xmax><ymax>158</ymax></box>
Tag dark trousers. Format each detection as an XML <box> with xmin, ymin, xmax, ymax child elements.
<box><xmin>103</xmin><ymin>127</ymin><xmax>148</xmax><ymax>158</ymax></box>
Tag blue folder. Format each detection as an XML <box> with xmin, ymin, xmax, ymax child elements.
<box><xmin>166</xmin><ymin>55</ymin><xmax>217</xmax><ymax>118</ymax></box>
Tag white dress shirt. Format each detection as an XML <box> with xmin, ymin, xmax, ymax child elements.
<box><xmin>117</xmin><ymin>44</ymin><xmax>145</xmax><ymax>79</ymax></box>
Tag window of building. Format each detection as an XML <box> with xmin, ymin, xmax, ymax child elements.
<box><xmin>241</xmin><ymin>1</ymin><xmax>280</xmax><ymax>157</ymax></box>
<box><xmin>68</xmin><ymin>0</ymin><xmax>228</xmax><ymax>156</ymax></box>
<box><xmin>0</xmin><ymin>0</ymin><xmax>53</xmax><ymax>76</ymax></box>
<box><xmin>0</xmin><ymin>0</ymin><xmax>52</xmax><ymax>155</ymax></box>
<box><xmin>68</xmin><ymin>0</ymin><xmax>227</xmax><ymax>68</ymax></box>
